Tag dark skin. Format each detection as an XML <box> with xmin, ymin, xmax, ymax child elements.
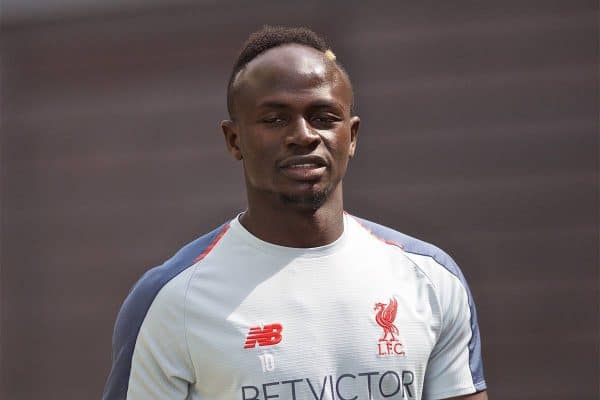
<box><xmin>221</xmin><ymin>43</ymin><xmax>488</xmax><ymax>400</ymax></box>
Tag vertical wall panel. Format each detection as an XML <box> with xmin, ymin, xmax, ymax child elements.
<box><xmin>1</xmin><ymin>1</ymin><xmax>597</xmax><ymax>399</ymax></box>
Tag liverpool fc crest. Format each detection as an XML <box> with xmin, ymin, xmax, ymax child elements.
<box><xmin>374</xmin><ymin>297</ymin><xmax>406</xmax><ymax>356</ymax></box>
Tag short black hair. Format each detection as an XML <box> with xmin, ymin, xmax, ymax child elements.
<box><xmin>227</xmin><ymin>25</ymin><xmax>339</xmax><ymax>117</ymax></box>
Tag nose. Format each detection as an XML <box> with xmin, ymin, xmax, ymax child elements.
<box><xmin>284</xmin><ymin>117</ymin><xmax>321</xmax><ymax>148</ymax></box>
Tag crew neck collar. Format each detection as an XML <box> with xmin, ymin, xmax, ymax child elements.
<box><xmin>228</xmin><ymin>212</ymin><xmax>350</xmax><ymax>258</ymax></box>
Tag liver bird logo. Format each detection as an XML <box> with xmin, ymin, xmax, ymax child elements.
<box><xmin>374</xmin><ymin>298</ymin><xmax>399</xmax><ymax>341</ymax></box>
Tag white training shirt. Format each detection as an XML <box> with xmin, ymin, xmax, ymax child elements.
<box><xmin>102</xmin><ymin>214</ymin><xmax>486</xmax><ymax>400</ymax></box>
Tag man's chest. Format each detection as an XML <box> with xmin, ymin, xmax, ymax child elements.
<box><xmin>184</xmin><ymin>253</ymin><xmax>439</xmax><ymax>399</ymax></box>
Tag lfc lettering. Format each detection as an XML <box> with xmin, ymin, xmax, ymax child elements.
<box><xmin>377</xmin><ymin>341</ymin><xmax>406</xmax><ymax>356</ymax></box>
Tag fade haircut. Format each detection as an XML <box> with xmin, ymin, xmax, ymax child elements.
<box><xmin>227</xmin><ymin>25</ymin><xmax>348</xmax><ymax>118</ymax></box>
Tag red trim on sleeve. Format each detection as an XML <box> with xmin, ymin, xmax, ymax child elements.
<box><xmin>346</xmin><ymin>213</ymin><xmax>404</xmax><ymax>250</ymax></box>
<box><xmin>194</xmin><ymin>223</ymin><xmax>230</xmax><ymax>262</ymax></box>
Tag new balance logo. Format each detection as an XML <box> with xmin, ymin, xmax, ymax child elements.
<box><xmin>244</xmin><ymin>323</ymin><xmax>283</xmax><ymax>349</ymax></box>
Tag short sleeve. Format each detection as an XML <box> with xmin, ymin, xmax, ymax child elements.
<box><xmin>423</xmin><ymin>270</ymin><xmax>486</xmax><ymax>399</ymax></box>
<box><xmin>101</xmin><ymin>223</ymin><xmax>228</xmax><ymax>400</ymax></box>
<box><xmin>126</xmin><ymin>273</ymin><xmax>195</xmax><ymax>399</ymax></box>
<box><xmin>102</xmin><ymin>266</ymin><xmax>196</xmax><ymax>400</ymax></box>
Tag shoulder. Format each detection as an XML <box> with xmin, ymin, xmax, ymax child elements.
<box><xmin>350</xmin><ymin>215</ymin><xmax>469</xmax><ymax>290</ymax></box>
<box><xmin>350</xmin><ymin>216</ymin><xmax>456</xmax><ymax>270</ymax></box>
<box><xmin>112</xmin><ymin>222</ymin><xmax>230</xmax><ymax>348</ymax></box>
<box><xmin>103</xmin><ymin>222</ymin><xmax>231</xmax><ymax>399</ymax></box>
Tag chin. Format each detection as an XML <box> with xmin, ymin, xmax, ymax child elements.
<box><xmin>279</xmin><ymin>186</ymin><xmax>330</xmax><ymax>210</ymax></box>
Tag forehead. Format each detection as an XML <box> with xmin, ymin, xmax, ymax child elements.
<box><xmin>232</xmin><ymin>44</ymin><xmax>352</xmax><ymax>113</ymax></box>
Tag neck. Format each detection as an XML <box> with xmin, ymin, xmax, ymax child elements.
<box><xmin>240</xmin><ymin>186</ymin><xmax>345</xmax><ymax>248</ymax></box>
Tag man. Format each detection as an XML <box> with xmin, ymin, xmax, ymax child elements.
<box><xmin>103</xmin><ymin>26</ymin><xmax>487</xmax><ymax>400</ymax></box>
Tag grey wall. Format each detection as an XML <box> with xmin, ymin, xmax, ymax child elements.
<box><xmin>2</xmin><ymin>1</ymin><xmax>598</xmax><ymax>399</ymax></box>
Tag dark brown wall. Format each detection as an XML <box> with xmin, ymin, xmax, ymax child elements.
<box><xmin>2</xmin><ymin>1</ymin><xmax>598</xmax><ymax>399</ymax></box>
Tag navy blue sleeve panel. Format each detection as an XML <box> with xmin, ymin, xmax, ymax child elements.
<box><xmin>354</xmin><ymin>217</ymin><xmax>487</xmax><ymax>391</ymax></box>
<box><xmin>101</xmin><ymin>223</ymin><xmax>229</xmax><ymax>400</ymax></box>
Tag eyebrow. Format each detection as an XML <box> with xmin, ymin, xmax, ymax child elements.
<box><xmin>257</xmin><ymin>101</ymin><xmax>289</xmax><ymax>109</ymax></box>
<box><xmin>309</xmin><ymin>100</ymin><xmax>345</xmax><ymax>111</ymax></box>
<box><xmin>257</xmin><ymin>100</ymin><xmax>345</xmax><ymax>112</ymax></box>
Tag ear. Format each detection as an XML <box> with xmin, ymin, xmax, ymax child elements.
<box><xmin>348</xmin><ymin>116</ymin><xmax>360</xmax><ymax>158</ymax></box>
<box><xmin>221</xmin><ymin>119</ymin><xmax>243</xmax><ymax>160</ymax></box>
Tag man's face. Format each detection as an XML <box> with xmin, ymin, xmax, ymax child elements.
<box><xmin>222</xmin><ymin>44</ymin><xmax>360</xmax><ymax>209</ymax></box>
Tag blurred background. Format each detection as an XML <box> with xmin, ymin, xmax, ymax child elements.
<box><xmin>1</xmin><ymin>1</ymin><xmax>598</xmax><ymax>399</ymax></box>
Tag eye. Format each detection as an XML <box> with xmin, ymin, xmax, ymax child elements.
<box><xmin>261</xmin><ymin>115</ymin><xmax>287</xmax><ymax>126</ymax></box>
<box><xmin>311</xmin><ymin>114</ymin><xmax>341</xmax><ymax>128</ymax></box>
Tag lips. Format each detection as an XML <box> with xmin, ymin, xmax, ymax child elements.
<box><xmin>279</xmin><ymin>155</ymin><xmax>328</xmax><ymax>181</ymax></box>
<box><xmin>279</xmin><ymin>155</ymin><xmax>327</xmax><ymax>169</ymax></box>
